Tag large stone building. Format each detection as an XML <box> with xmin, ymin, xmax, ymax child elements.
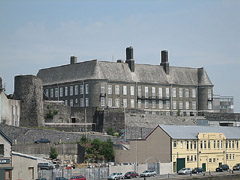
<box><xmin>213</xmin><ymin>95</ymin><xmax>234</xmax><ymax>113</ymax></box>
<box><xmin>37</xmin><ymin>47</ymin><xmax>214</xmax><ymax>116</ymax></box>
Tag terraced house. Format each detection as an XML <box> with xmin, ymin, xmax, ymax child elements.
<box><xmin>37</xmin><ymin>47</ymin><xmax>213</xmax><ymax>116</ymax></box>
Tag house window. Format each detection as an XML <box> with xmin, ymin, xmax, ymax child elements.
<box><xmin>145</xmin><ymin>87</ymin><xmax>148</xmax><ymax>98</ymax></box>
<box><xmin>80</xmin><ymin>98</ymin><xmax>84</xmax><ymax>107</ymax></box>
<box><xmin>108</xmin><ymin>98</ymin><xmax>112</xmax><ymax>107</ymax></box>
<box><xmin>159</xmin><ymin>88</ymin><xmax>162</xmax><ymax>98</ymax></box>
<box><xmin>173</xmin><ymin>101</ymin><xmax>177</xmax><ymax>110</ymax></box>
<box><xmin>159</xmin><ymin>100</ymin><xmax>163</xmax><ymax>109</ymax></box>
<box><xmin>60</xmin><ymin>87</ymin><xmax>63</xmax><ymax>97</ymax></box>
<box><xmin>217</xmin><ymin>140</ymin><xmax>220</xmax><ymax>149</ymax></box>
<box><xmin>208</xmin><ymin>140</ymin><xmax>211</xmax><ymax>149</ymax></box>
<box><xmin>190</xmin><ymin>141</ymin><xmax>193</xmax><ymax>149</ymax></box>
<box><xmin>0</xmin><ymin>144</ymin><xmax>4</xmax><ymax>155</ymax></box>
<box><xmin>226</xmin><ymin>141</ymin><xmax>228</xmax><ymax>149</ymax></box>
<box><xmin>192</xmin><ymin>89</ymin><xmax>196</xmax><ymax>98</ymax></box>
<box><xmin>138</xmin><ymin>100</ymin><xmax>141</xmax><ymax>108</ymax></box>
<box><xmin>123</xmin><ymin>86</ymin><xmax>127</xmax><ymax>95</ymax></box>
<box><xmin>138</xmin><ymin>86</ymin><xmax>141</xmax><ymax>97</ymax></box>
<box><xmin>208</xmin><ymin>101</ymin><xmax>212</xmax><ymax>110</ymax></box>
<box><xmin>187</xmin><ymin>141</ymin><xmax>189</xmax><ymax>150</ymax></box>
<box><xmin>221</xmin><ymin>140</ymin><xmax>223</xmax><ymax>149</ymax></box>
<box><xmin>233</xmin><ymin>154</ymin><xmax>235</xmax><ymax>160</ymax></box>
<box><xmin>226</xmin><ymin>154</ymin><xmax>228</xmax><ymax>160</ymax></box>
<box><xmin>115</xmin><ymin>85</ymin><xmax>120</xmax><ymax>95</ymax></box>
<box><xmin>204</xmin><ymin>140</ymin><xmax>207</xmax><ymax>149</ymax></box>
<box><xmin>208</xmin><ymin>89</ymin><xmax>212</xmax><ymax>100</ymax></box>
<box><xmin>237</xmin><ymin>141</ymin><xmax>239</xmax><ymax>149</ymax></box>
<box><xmin>229</xmin><ymin>140</ymin><xmax>231</xmax><ymax>148</ymax></box>
<box><xmin>192</xmin><ymin>101</ymin><xmax>196</xmax><ymax>110</ymax></box>
<box><xmin>209</xmin><ymin>158</ymin><xmax>212</xmax><ymax>163</ymax></box>
<box><xmin>180</xmin><ymin>141</ymin><xmax>183</xmax><ymax>148</ymax></box>
<box><xmin>195</xmin><ymin>155</ymin><xmax>197</xmax><ymax>161</ymax></box>
<box><xmin>186</xmin><ymin>101</ymin><xmax>189</xmax><ymax>110</ymax></box>
<box><xmin>185</xmin><ymin>89</ymin><xmax>189</xmax><ymax>98</ymax></box>
<box><xmin>86</xmin><ymin>98</ymin><xmax>89</xmax><ymax>107</ymax></box>
<box><xmin>100</xmin><ymin>97</ymin><xmax>105</xmax><ymax>106</ymax></box>
<box><xmin>115</xmin><ymin>98</ymin><xmax>120</xmax><ymax>108</ymax></box>
<box><xmin>75</xmin><ymin>98</ymin><xmax>78</xmax><ymax>104</ymax></box>
<box><xmin>75</xmin><ymin>85</ymin><xmax>78</xmax><ymax>95</ymax></box>
<box><xmin>166</xmin><ymin>101</ymin><xmax>170</xmax><ymax>109</ymax></box>
<box><xmin>172</xmin><ymin>88</ymin><xmax>176</xmax><ymax>97</ymax></box>
<box><xmin>55</xmin><ymin>88</ymin><xmax>58</xmax><ymax>98</ymax></box>
<box><xmin>173</xmin><ymin>141</ymin><xmax>177</xmax><ymax>148</ymax></box>
<box><xmin>130</xmin><ymin>86</ymin><xmax>134</xmax><ymax>96</ymax></box>
<box><xmin>213</xmin><ymin>158</ymin><xmax>216</xmax><ymax>162</ymax></box>
<box><xmin>152</xmin><ymin>100</ymin><xmax>156</xmax><ymax>109</ymax></box>
<box><xmin>70</xmin><ymin>86</ymin><xmax>73</xmax><ymax>96</ymax></box>
<box><xmin>191</xmin><ymin>155</ymin><xmax>193</xmax><ymax>161</ymax></box>
<box><xmin>131</xmin><ymin>99</ymin><xmax>135</xmax><ymax>108</ymax></box>
<box><xmin>50</xmin><ymin>89</ymin><xmax>53</xmax><ymax>98</ymax></box>
<box><xmin>123</xmin><ymin>99</ymin><xmax>127</xmax><ymax>108</ymax></box>
<box><xmin>101</xmin><ymin>84</ymin><xmax>105</xmax><ymax>94</ymax></box>
<box><xmin>70</xmin><ymin>99</ymin><xmax>73</xmax><ymax>107</ymax></box>
<box><xmin>232</xmin><ymin>141</ymin><xmax>235</xmax><ymax>149</ymax></box>
<box><xmin>65</xmin><ymin>100</ymin><xmax>68</xmax><ymax>106</ymax></box>
<box><xmin>108</xmin><ymin>85</ymin><xmax>112</xmax><ymax>95</ymax></box>
<box><xmin>45</xmin><ymin>89</ymin><xmax>49</xmax><ymax>97</ymax></box>
<box><xmin>229</xmin><ymin>154</ymin><xmax>232</xmax><ymax>159</ymax></box>
<box><xmin>166</xmin><ymin>88</ymin><xmax>169</xmax><ymax>98</ymax></box>
<box><xmin>200</xmin><ymin>141</ymin><xmax>203</xmax><ymax>149</ymax></box>
<box><xmin>85</xmin><ymin>84</ymin><xmax>89</xmax><ymax>94</ymax></box>
<box><xmin>194</xmin><ymin>141</ymin><xmax>197</xmax><ymax>149</ymax></box>
<box><xmin>179</xmin><ymin>101</ymin><xmax>183</xmax><ymax>110</ymax></box>
<box><xmin>152</xmin><ymin>87</ymin><xmax>156</xmax><ymax>98</ymax></box>
<box><xmin>80</xmin><ymin>85</ymin><xmax>84</xmax><ymax>94</ymax></box>
<box><xmin>179</xmin><ymin>88</ymin><xmax>183</xmax><ymax>97</ymax></box>
<box><xmin>187</xmin><ymin>155</ymin><xmax>189</xmax><ymax>162</ymax></box>
<box><xmin>145</xmin><ymin>100</ymin><xmax>149</xmax><ymax>108</ymax></box>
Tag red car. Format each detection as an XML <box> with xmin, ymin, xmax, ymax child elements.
<box><xmin>69</xmin><ymin>175</ymin><xmax>86</xmax><ymax>180</ymax></box>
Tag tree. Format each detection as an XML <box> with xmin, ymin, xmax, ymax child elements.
<box><xmin>49</xmin><ymin>147</ymin><xmax>58</xmax><ymax>159</ymax></box>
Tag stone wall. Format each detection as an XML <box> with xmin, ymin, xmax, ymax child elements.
<box><xmin>204</xmin><ymin>112</ymin><xmax>240</xmax><ymax>121</ymax></box>
<box><xmin>71</xmin><ymin>107</ymin><xmax>97</xmax><ymax>123</ymax></box>
<box><xmin>14</xmin><ymin>75</ymin><xmax>44</xmax><ymax>127</ymax></box>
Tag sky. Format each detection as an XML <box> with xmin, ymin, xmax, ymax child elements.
<box><xmin>0</xmin><ymin>0</ymin><xmax>239</xmax><ymax>112</ymax></box>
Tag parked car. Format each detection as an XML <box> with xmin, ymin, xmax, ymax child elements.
<box><xmin>178</xmin><ymin>168</ymin><xmax>192</xmax><ymax>175</ymax></box>
<box><xmin>233</xmin><ymin>163</ymin><xmax>240</xmax><ymax>171</ymax></box>
<box><xmin>140</xmin><ymin>170</ymin><xmax>156</xmax><ymax>177</ymax></box>
<box><xmin>55</xmin><ymin>177</ymin><xmax>68</xmax><ymax>180</ymax></box>
<box><xmin>216</xmin><ymin>164</ymin><xmax>229</xmax><ymax>172</ymax></box>
<box><xmin>192</xmin><ymin>167</ymin><xmax>203</xmax><ymax>174</ymax></box>
<box><xmin>35</xmin><ymin>138</ymin><xmax>50</xmax><ymax>144</ymax></box>
<box><xmin>107</xmin><ymin>172</ymin><xmax>124</xmax><ymax>179</ymax></box>
<box><xmin>69</xmin><ymin>175</ymin><xmax>86</xmax><ymax>180</ymax></box>
<box><xmin>124</xmin><ymin>171</ymin><xmax>139</xmax><ymax>178</ymax></box>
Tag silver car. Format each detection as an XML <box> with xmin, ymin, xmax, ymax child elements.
<box><xmin>178</xmin><ymin>168</ymin><xmax>192</xmax><ymax>175</ymax></box>
<box><xmin>107</xmin><ymin>172</ymin><xmax>124</xmax><ymax>180</ymax></box>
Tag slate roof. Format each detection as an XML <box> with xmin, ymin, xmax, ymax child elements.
<box><xmin>0</xmin><ymin>129</ymin><xmax>12</xmax><ymax>145</ymax></box>
<box><xmin>37</xmin><ymin>60</ymin><xmax>213</xmax><ymax>86</ymax></box>
<box><xmin>159</xmin><ymin>124</ymin><xmax>240</xmax><ymax>140</ymax></box>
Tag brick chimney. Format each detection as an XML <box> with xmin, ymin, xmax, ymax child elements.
<box><xmin>125</xmin><ymin>46</ymin><xmax>135</xmax><ymax>72</ymax></box>
<box><xmin>160</xmin><ymin>50</ymin><xmax>169</xmax><ymax>75</ymax></box>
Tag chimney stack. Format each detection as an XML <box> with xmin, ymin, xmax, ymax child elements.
<box><xmin>70</xmin><ymin>56</ymin><xmax>77</xmax><ymax>64</ymax></box>
<box><xmin>160</xmin><ymin>50</ymin><xmax>169</xmax><ymax>75</ymax></box>
<box><xmin>125</xmin><ymin>46</ymin><xmax>135</xmax><ymax>72</ymax></box>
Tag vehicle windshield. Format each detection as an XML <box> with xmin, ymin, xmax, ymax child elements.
<box><xmin>181</xmin><ymin>168</ymin><xmax>186</xmax><ymax>170</ymax></box>
<box><xmin>110</xmin><ymin>173</ymin><xmax>117</xmax><ymax>175</ymax></box>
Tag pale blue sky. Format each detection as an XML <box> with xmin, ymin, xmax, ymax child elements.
<box><xmin>0</xmin><ymin>0</ymin><xmax>239</xmax><ymax>112</ymax></box>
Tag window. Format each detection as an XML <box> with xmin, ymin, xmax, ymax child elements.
<box><xmin>123</xmin><ymin>99</ymin><xmax>127</xmax><ymax>108</ymax></box>
<box><xmin>229</xmin><ymin>154</ymin><xmax>232</xmax><ymax>159</ymax></box>
<box><xmin>237</xmin><ymin>141</ymin><xmax>239</xmax><ymax>149</ymax></box>
<box><xmin>75</xmin><ymin>98</ymin><xmax>78</xmax><ymax>104</ymax></box>
<box><xmin>80</xmin><ymin>98</ymin><xmax>84</xmax><ymax>107</ymax></box>
<box><xmin>179</xmin><ymin>101</ymin><xmax>183</xmax><ymax>110</ymax></box>
<box><xmin>186</xmin><ymin>101</ymin><xmax>189</xmax><ymax>110</ymax></box>
<box><xmin>208</xmin><ymin>101</ymin><xmax>212</xmax><ymax>110</ymax></box>
<box><xmin>70</xmin><ymin>99</ymin><xmax>73</xmax><ymax>107</ymax></box>
<box><xmin>138</xmin><ymin>86</ymin><xmax>141</xmax><ymax>97</ymax></box>
<box><xmin>159</xmin><ymin>88</ymin><xmax>162</xmax><ymax>98</ymax></box>
<box><xmin>173</xmin><ymin>101</ymin><xmax>177</xmax><ymax>109</ymax></box>
<box><xmin>115</xmin><ymin>85</ymin><xmax>120</xmax><ymax>95</ymax></box>
<box><xmin>101</xmin><ymin>84</ymin><xmax>105</xmax><ymax>94</ymax></box>
<box><xmin>138</xmin><ymin>100</ymin><xmax>141</xmax><ymax>108</ymax></box>
<box><xmin>85</xmin><ymin>84</ymin><xmax>89</xmax><ymax>94</ymax></box>
<box><xmin>64</xmin><ymin>100</ymin><xmax>68</xmax><ymax>106</ymax></box>
<box><xmin>213</xmin><ymin>158</ymin><xmax>216</xmax><ymax>162</ymax></box>
<box><xmin>226</xmin><ymin>154</ymin><xmax>228</xmax><ymax>160</ymax></box>
<box><xmin>45</xmin><ymin>89</ymin><xmax>49</xmax><ymax>97</ymax></box>
<box><xmin>108</xmin><ymin>85</ymin><xmax>112</xmax><ymax>95</ymax></box>
<box><xmin>229</xmin><ymin>140</ymin><xmax>231</xmax><ymax>148</ymax></box>
<box><xmin>200</xmin><ymin>141</ymin><xmax>203</xmax><ymax>149</ymax></box>
<box><xmin>214</xmin><ymin>140</ymin><xmax>216</xmax><ymax>149</ymax></box>
<box><xmin>130</xmin><ymin>86</ymin><xmax>134</xmax><ymax>96</ymax></box>
<box><xmin>80</xmin><ymin>85</ymin><xmax>84</xmax><ymax>94</ymax></box>
<box><xmin>190</xmin><ymin>141</ymin><xmax>193</xmax><ymax>149</ymax></box>
<box><xmin>159</xmin><ymin>100</ymin><xmax>163</xmax><ymax>109</ymax></box>
<box><xmin>101</xmin><ymin>97</ymin><xmax>105</xmax><ymax>106</ymax></box>
<box><xmin>70</xmin><ymin>86</ymin><xmax>73</xmax><ymax>96</ymax></box>
<box><xmin>204</xmin><ymin>140</ymin><xmax>207</xmax><ymax>149</ymax></box>
<box><xmin>145</xmin><ymin>87</ymin><xmax>148</xmax><ymax>98</ymax></box>
<box><xmin>194</xmin><ymin>141</ymin><xmax>197</xmax><ymax>149</ymax></box>
<box><xmin>192</xmin><ymin>89</ymin><xmax>196</xmax><ymax>98</ymax></box>
<box><xmin>179</xmin><ymin>88</ymin><xmax>183</xmax><ymax>97</ymax></box>
<box><xmin>187</xmin><ymin>141</ymin><xmax>189</xmax><ymax>150</ymax></box>
<box><xmin>208</xmin><ymin>89</ymin><xmax>212</xmax><ymax>100</ymax></box>
<box><xmin>123</xmin><ymin>86</ymin><xmax>127</xmax><ymax>95</ymax></box>
<box><xmin>115</xmin><ymin>98</ymin><xmax>120</xmax><ymax>108</ymax></box>
<box><xmin>232</xmin><ymin>141</ymin><xmax>235</xmax><ymax>149</ymax></box>
<box><xmin>166</xmin><ymin>101</ymin><xmax>170</xmax><ymax>110</ymax></box>
<box><xmin>209</xmin><ymin>158</ymin><xmax>212</xmax><ymax>163</ymax></box>
<box><xmin>166</xmin><ymin>88</ymin><xmax>169</xmax><ymax>98</ymax></box>
<box><xmin>152</xmin><ymin>87</ymin><xmax>156</xmax><ymax>98</ymax></box>
<box><xmin>145</xmin><ymin>100</ymin><xmax>149</xmax><ymax>108</ymax></box>
<box><xmin>233</xmin><ymin>154</ymin><xmax>235</xmax><ymax>160</ymax></box>
<box><xmin>221</xmin><ymin>140</ymin><xmax>223</xmax><ymax>149</ymax></box>
<box><xmin>217</xmin><ymin>140</ymin><xmax>220</xmax><ymax>149</ymax></box>
<box><xmin>75</xmin><ymin>85</ymin><xmax>78</xmax><ymax>95</ymax></box>
<box><xmin>152</xmin><ymin>100</ymin><xmax>156</xmax><ymax>109</ymax></box>
<box><xmin>192</xmin><ymin>101</ymin><xmax>196</xmax><ymax>110</ymax></box>
<box><xmin>130</xmin><ymin>99</ymin><xmax>134</xmax><ymax>108</ymax></box>
<box><xmin>108</xmin><ymin>98</ymin><xmax>112</xmax><ymax>107</ymax></box>
<box><xmin>208</xmin><ymin>140</ymin><xmax>211</xmax><ymax>149</ymax></box>
<box><xmin>191</xmin><ymin>155</ymin><xmax>193</xmax><ymax>161</ymax></box>
<box><xmin>85</xmin><ymin>98</ymin><xmax>89</xmax><ymax>107</ymax></box>
<box><xmin>187</xmin><ymin>155</ymin><xmax>189</xmax><ymax>162</ymax></box>
<box><xmin>5</xmin><ymin>170</ymin><xmax>11</xmax><ymax>180</ymax></box>
<box><xmin>60</xmin><ymin>87</ymin><xmax>63</xmax><ymax>97</ymax></box>
<box><xmin>172</xmin><ymin>88</ymin><xmax>176</xmax><ymax>98</ymax></box>
<box><xmin>0</xmin><ymin>144</ymin><xmax>4</xmax><ymax>155</ymax></box>
<box><xmin>55</xmin><ymin>88</ymin><xmax>58</xmax><ymax>97</ymax></box>
<box><xmin>173</xmin><ymin>141</ymin><xmax>177</xmax><ymax>148</ymax></box>
<box><xmin>195</xmin><ymin>155</ymin><xmax>197</xmax><ymax>161</ymax></box>
<box><xmin>180</xmin><ymin>141</ymin><xmax>183</xmax><ymax>148</ymax></box>
<box><xmin>226</xmin><ymin>140</ymin><xmax>228</xmax><ymax>148</ymax></box>
<box><xmin>185</xmin><ymin>89</ymin><xmax>189</xmax><ymax>98</ymax></box>
<box><xmin>50</xmin><ymin>89</ymin><xmax>53</xmax><ymax>98</ymax></box>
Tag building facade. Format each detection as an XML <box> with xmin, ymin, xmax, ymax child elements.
<box><xmin>213</xmin><ymin>95</ymin><xmax>234</xmax><ymax>113</ymax></box>
<box><xmin>37</xmin><ymin>47</ymin><xmax>214</xmax><ymax>116</ymax></box>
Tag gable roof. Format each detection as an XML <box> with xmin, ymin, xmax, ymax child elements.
<box><xmin>159</xmin><ymin>124</ymin><xmax>240</xmax><ymax>140</ymax></box>
<box><xmin>0</xmin><ymin>130</ymin><xmax>12</xmax><ymax>145</ymax></box>
<box><xmin>37</xmin><ymin>60</ymin><xmax>213</xmax><ymax>86</ymax></box>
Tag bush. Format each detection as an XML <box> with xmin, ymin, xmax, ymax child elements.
<box><xmin>49</xmin><ymin>147</ymin><xmax>58</xmax><ymax>159</ymax></box>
